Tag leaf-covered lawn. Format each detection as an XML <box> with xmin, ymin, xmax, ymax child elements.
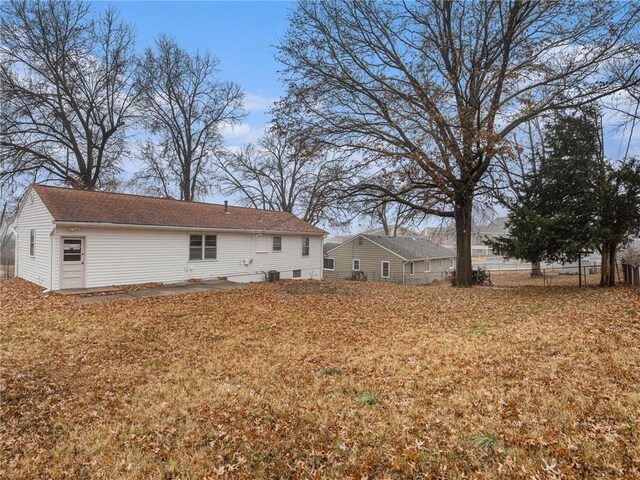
<box><xmin>1</xmin><ymin>278</ymin><xmax>639</xmax><ymax>479</ymax></box>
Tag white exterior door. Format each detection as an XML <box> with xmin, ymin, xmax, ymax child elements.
<box><xmin>61</xmin><ymin>238</ymin><xmax>84</xmax><ymax>289</ymax></box>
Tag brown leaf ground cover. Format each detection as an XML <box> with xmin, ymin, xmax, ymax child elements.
<box><xmin>1</xmin><ymin>278</ymin><xmax>639</xmax><ymax>479</ymax></box>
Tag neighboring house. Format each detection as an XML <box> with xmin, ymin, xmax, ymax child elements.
<box><xmin>323</xmin><ymin>234</ymin><xmax>455</xmax><ymax>284</ymax></box>
<box><xmin>424</xmin><ymin>216</ymin><xmax>509</xmax><ymax>256</ymax></box>
<box><xmin>12</xmin><ymin>185</ymin><xmax>325</xmax><ymax>291</ymax></box>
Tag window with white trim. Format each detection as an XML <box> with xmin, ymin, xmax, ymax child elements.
<box><xmin>273</xmin><ymin>236</ymin><xmax>282</xmax><ymax>252</ymax></box>
<box><xmin>323</xmin><ymin>258</ymin><xmax>335</xmax><ymax>270</ymax></box>
<box><xmin>293</xmin><ymin>269</ymin><xmax>302</xmax><ymax>278</ymax></box>
<box><xmin>302</xmin><ymin>237</ymin><xmax>310</xmax><ymax>256</ymax></box>
<box><xmin>381</xmin><ymin>261</ymin><xmax>390</xmax><ymax>278</ymax></box>
<box><xmin>352</xmin><ymin>259</ymin><xmax>360</xmax><ymax>271</ymax></box>
<box><xmin>409</xmin><ymin>261</ymin><xmax>414</xmax><ymax>275</ymax></box>
<box><xmin>29</xmin><ymin>229</ymin><xmax>35</xmax><ymax>256</ymax></box>
<box><xmin>189</xmin><ymin>234</ymin><xmax>217</xmax><ymax>260</ymax></box>
<box><xmin>425</xmin><ymin>260</ymin><xmax>431</xmax><ymax>273</ymax></box>
<box><xmin>449</xmin><ymin>258</ymin><xmax>454</xmax><ymax>269</ymax></box>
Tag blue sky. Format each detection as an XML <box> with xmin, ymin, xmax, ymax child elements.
<box><xmin>110</xmin><ymin>1</ymin><xmax>293</xmax><ymax>147</ymax></box>
<box><xmin>98</xmin><ymin>1</ymin><xmax>638</xmax><ymax>232</ymax></box>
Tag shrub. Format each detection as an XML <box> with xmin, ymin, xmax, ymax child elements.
<box><xmin>450</xmin><ymin>267</ymin><xmax>491</xmax><ymax>286</ymax></box>
<box><xmin>320</xmin><ymin>367</ymin><xmax>343</xmax><ymax>376</ymax></box>
<box><xmin>348</xmin><ymin>271</ymin><xmax>368</xmax><ymax>281</ymax></box>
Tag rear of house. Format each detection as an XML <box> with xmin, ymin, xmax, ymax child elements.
<box><xmin>323</xmin><ymin>234</ymin><xmax>455</xmax><ymax>284</ymax></box>
<box><xmin>13</xmin><ymin>185</ymin><xmax>325</xmax><ymax>291</ymax></box>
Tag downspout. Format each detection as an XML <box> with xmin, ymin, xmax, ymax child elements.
<box><xmin>45</xmin><ymin>224</ymin><xmax>55</xmax><ymax>292</ymax></box>
<box><xmin>402</xmin><ymin>262</ymin><xmax>406</xmax><ymax>285</ymax></box>
<box><xmin>10</xmin><ymin>227</ymin><xmax>17</xmax><ymax>278</ymax></box>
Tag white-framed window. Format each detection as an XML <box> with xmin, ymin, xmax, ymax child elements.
<box><xmin>409</xmin><ymin>261</ymin><xmax>414</xmax><ymax>275</ymax></box>
<box><xmin>425</xmin><ymin>260</ymin><xmax>431</xmax><ymax>273</ymax></box>
<box><xmin>293</xmin><ymin>269</ymin><xmax>302</xmax><ymax>278</ymax></box>
<box><xmin>189</xmin><ymin>234</ymin><xmax>217</xmax><ymax>261</ymax></box>
<box><xmin>29</xmin><ymin>229</ymin><xmax>35</xmax><ymax>257</ymax></box>
<box><xmin>302</xmin><ymin>237</ymin><xmax>310</xmax><ymax>256</ymax></box>
<box><xmin>381</xmin><ymin>261</ymin><xmax>390</xmax><ymax>278</ymax></box>
<box><xmin>352</xmin><ymin>259</ymin><xmax>360</xmax><ymax>271</ymax></box>
<box><xmin>323</xmin><ymin>258</ymin><xmax>335</xmax><ymax>270</ymax></box>
<box><xmin>273</xmin><ymin>236</ymin><xmax>282</xmax><ymax>252</ymax></box>
<box><xmin>449</xmin><ymin>258</ymin><xmax>454</xmax><ymax>269</ymax></box>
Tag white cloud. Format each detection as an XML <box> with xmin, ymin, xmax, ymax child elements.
<box><xmin>244</xmin><ymin>93</ymin><xmax>278</xmax><ymax>112</ymax></box>
<box><xmin>220</xmin><ymin>122</ymin><xmax>265</xmax><ymax>146</ymax></box>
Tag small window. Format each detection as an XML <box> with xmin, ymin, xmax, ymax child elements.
<box><xmin>302</xmin><ymin>237</ymin><xmax>310</xmax><ymax>256</ymax></box>
<box><xmin>29</xmin><ymin>229</ymin><xmax>35</xmax><ymax>256</ymax></box>
<box><xmin>323</xmin><ymin>258</ymin><xmax>335</xmax><ymax>270</ymax></box>
<box><xmin>409</xmin><ymin>262</ymin><xmax>414</xmax><ymax>275</ymax></box>
<box><xmin>425</xmin><ymin>260</ymin><xmax>431</xmax><ymax>273</ymax></box>
<box><xmin>292</xmin><ymin>269</ymin><xmax>302</xmax><ymax>278</ymax></box>
<box><xmin>189</xmin><ymin>234</ymin><xmax>217</xmax><ymax>260</ymax></box>
<box><xmin>352</xmin><ymin>259</ymin><xmax>360</xmax><ymax>271</ymax></box>
<box><xmin>273</xmin><ymin>236</ymin><xmax>282</xmax><ymax>252</ymax></box>
<box><xmin>381</xmin><ymin>261</ymin><xmax>390</xmax><ymax>278</ymax></box>
<box><xmin>449</xmin><ymin>258</ymin><xmax>454</xmax><ymax>269</ymax></box>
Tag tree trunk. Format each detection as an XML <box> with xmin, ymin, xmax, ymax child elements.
<box><xmin>454</xmin><ymin>197</ymin><xmax>473</xmax><ymax>287</ymax></box>
<box><xmin>600</xmin><ymin>243</ymin><xmax>617</xmax><ymax>287</ymax></box>
<box><xmin>531</xmin><ymin>260</ymin><xmax>542</xmax><ymax>277</ymax></box>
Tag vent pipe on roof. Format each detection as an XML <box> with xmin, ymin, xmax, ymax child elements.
<box><xmin>224</xmin><ymin>200</ymin><xmax>229</xmax><ymax>213</ymax></box>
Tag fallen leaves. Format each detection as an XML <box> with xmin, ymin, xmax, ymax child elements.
<box><xmin>1</xmin><ymin>277</ymin><xmax>639</xmax><ymax>479</ymax></box>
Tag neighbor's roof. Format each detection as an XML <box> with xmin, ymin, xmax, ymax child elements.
<box><xmin>31</xmin><ymin>185</ymin><xmax>325</xmax><ymax>234</ymax></box>
<box><xmin>323</xmin><ymin>242</ymin><xmax>340</xmax><ymax>253</ymax></box>
<box><xmin>360</xmin><ymin>234</ymin><xmax>455</xmax><ymax>260</ymax></box>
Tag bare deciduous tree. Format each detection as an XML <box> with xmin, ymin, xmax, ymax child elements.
<box><xmin>134</xmin><ymin>36</ymin><xmax>244</xmax><ymax>201</ymax></box>
<box><xmin>276</xmin><ymin>0</ymin><xmax>640</xmax><ymax>286</ymax></box>
<box><xmin>214</xmin><ymin>129</ymin><xmax>353</xmax><ymax>227</ymax></box>
<box><xmin>0</xmin><ymin>0</ymin><xmax>137</xmax><ymax>191</ymax></box>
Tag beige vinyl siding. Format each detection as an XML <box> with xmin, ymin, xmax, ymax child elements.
<box><xmin>323</xmin><ymin>237</ymin><xmax>405</xmax><ymax>282</ymax></box>
<box><xmin>52</xmin><ymin>225</ymin><xmax>323</xmax><ymax>290</ymax></box>
<box><xmin>324</xmin><ymin>236</ymin><xmax>455</xmax><ymax>284</ymax></box>
<box><xmin>15</xmin><ymin>189</ymin><xmax>54</xmax><ymax>289</ymax></box>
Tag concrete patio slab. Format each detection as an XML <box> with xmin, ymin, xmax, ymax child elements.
<box><xmin>76</xmin><ymin>280</ymin><xmax>248</xmax><ymax>304</ymax></box>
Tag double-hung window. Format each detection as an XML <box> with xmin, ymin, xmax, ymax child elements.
<box><xmin>323</xmin><ymin>258</ymin><xmax>335</xmax><ymax>270</ymax></box>
<box><xmin>409</xmin><ymin>262</ymin><xmax>414</xmax><ymax>275</ymax></box>
<box><xmin>425</xmin><ymin>260</ymin><xmax>431</xmax><ymax>273</ymax></box>
<box><xmin>273</xmin><ymin>236</ymin><xmax>282</xmax><ymax>252</ymax></box>
<box><xmin>352</xmin><ymin>259</ymin><xmax>360</xmax><ymax>271</ymax></box>
<box><xmin>302</xmin><ymin>237</ymin><xmax>310</xmax><ymax>256</ymax></box>
<box><xmin>189</xmin><ymin>234</ymin><xmax>217</xmax><ymax>261</ymax></box>
<box><xmin>381</xmin><ymin>261</ymin><xmax>390</xmax><ymax>278</ymax></box>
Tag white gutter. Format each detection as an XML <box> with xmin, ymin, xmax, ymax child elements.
<box><xmin>54</xmin><ymin>221</ymin><xmax>325</xmax><ymax>236</ymax></box>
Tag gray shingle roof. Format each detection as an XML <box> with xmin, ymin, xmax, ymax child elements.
<box><xmin>323</xmin><ymin>242</ymin><xmax>340</xmax><ymax>253</ymax></box>
<box><xmin>361</xmin><ymin>235</ymin><xmax>455</xmax><ymax>260</ymax></box>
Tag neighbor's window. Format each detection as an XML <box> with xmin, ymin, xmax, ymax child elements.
<box><xmin>189</xmin><ymin>234</ymin><xmax>217</xmax><ymax>260</ymax></box>
<box><xmin>352</xmin><ymin>259</ymin><xmax>360</xmax><ymax>271</ymax></box>
<box><xmin>425</xmin><ymin>260</ymin><xmax>431</xmax><ymax>273</ymax></box>
<box><xmin>29</xmin><ymin>229</ymin><xmax>35</xmax><ymax>256</ymax></box>
<box><xmin>302</xmin><ymin>237</ymin><xmax>310</xmax><ymax>256</ymax></box>
<box><xmin>293</xmin><ymin>269</ymin><xmax>302</xmax><ymax>278</ymax></box>
<box><xmin>449</xmin><ymin>258</ymin><xmax>454</xmax><ymax>269</ymax></box>
<box><xmin>273</xmin><ymin>236</ymin><xmax>282</xmax><ymax>252</ymax></box>
<box><xmin>323</xmin><ymin>258</ymin><xmax>335</xmax><ymax>270</ymax></box>
<box><xmin>409</xmin><ymin>262</ymin><xmax>414</xmax><ymax>275</ymax></box>
<box><xmin>381</xmin><ymin>261</ymin><xmax>390</xmax><ymax>278</ymax></box>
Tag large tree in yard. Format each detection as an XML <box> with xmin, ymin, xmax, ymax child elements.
<box><xmin>275</xmin><ymin>0</ymin><xmax>640</xmax><ymax>286</ymax></box>
<box><xmin>135</xmin><ymin>36</ymin><xmax>244</xmax><ymax>201</ymax></box>
<box><xmin>0</xmin><ymin>0</ymin><xmax>137</xmax><ymax>191</ymax></box>
<box><xmin>213</xmin><ymin>129</ymin><xmax>353</xmax><ymax>227</ymax></box>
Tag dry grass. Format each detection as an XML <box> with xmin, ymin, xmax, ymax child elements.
<box><xmin>1</xmin><ymin>278</ymin><xmax>639</xmax><ymax>479</ymax></box>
